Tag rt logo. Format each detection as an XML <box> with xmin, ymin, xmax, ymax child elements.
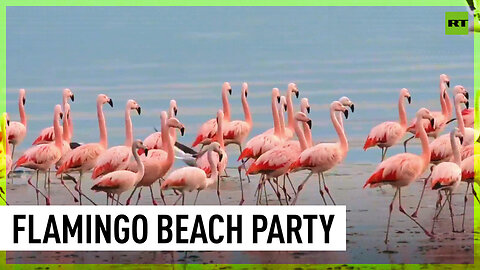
<box><xmin>445</xmin><ymin>12</ymin><xmax>469</xmax><ymax>35</ymax></box>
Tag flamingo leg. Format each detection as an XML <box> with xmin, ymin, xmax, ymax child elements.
<box><xmin>434</xmin><ymin>194</ymin><xmax>448</xmax><ymax>220</ymax></box>
<box><xmin>238</xmin><ymin>145</ymin><xmax>250</xmax><ymax>183</ymax></box>
<box><xmin>461</xmin><ymin>183</ymin><xmax>470</xmax><ymax>232</ymax></box>
<box><xmin>381</xmin><ymin>147</ymin><xmax>389</xmax><ymax>161</ymax></box>
<box><xmin>292</xmin><ymin>172</ymin><xmax>314</xmax><ymax>205</ymax></box>
<box><xmin>412</xmin><ymin>176</ymin><xmax>430</xmax><ymax>218</ymax></box>
<box><xmin>11</xmin><ymin>144</ymin><xmax>16</xmax><ymax>163</ymax></box>
<box><xmin>282</xmin><ymin>175</ymin><xmax>289</xmax><ymax>205</ymax></box>
<box><xmin>193</xmin><ymin>190</ymin><xmax>200</xmax><ymax>205</ymax></box>
<box><xmin>255</xmin><ymin>175</ymin><xmax>264</xmax><ymax>205</ymax></box>
<box><xmin>74</xmin><ymin>172</ymin><xmax>97</xmax><ymax>205</ymax></box>
<box><xmin>182</xmin><ymin>193</ymin><xmax>185</xmax><ymax>205</ymax></box>
<box><xmin>263</xmin><ymin>181</ymin><xmax>268</xmax><ymax>205</ymax></box>
<box><xmin>446</xmin><ymin>190</ymin><xmax>459</xmax><ymax>233</ymax></box>
<box><xmin>35</xmin><ymin>171</ymin><xmax>40</xmax><ymax>205</ymax></box>
<box><xmin>106</xmin><ymin>193</ymin><xmax>109</xmax><ymax>205</ymax></box>
<box><xmin>473</xmin><ymin>187</ymin><xmax>480</xmax><ymax>204</ymax></box>
<box><xmin>317</xmin><ymin>173</ymin><xmax>327</xmax><ymax>205</ymax></box>
<box><xmin>238</xmin><ymin>167</ymin><xmax>245</xmax><ymax>205</ymax></box>
<box><xmin>60</xmin><ymin>174</ymin><xmax>79</xmax><ymax>203</ymax></box>
<box><xmin>322</xmin><ymin>173</ymin><xmax>336</xmax><ymax>205</ymax></box>
<box><xmin>268</xmin><ymin>179</ymin><xmax>282</xmax><ymax>205</ymax></box>
<box><xmin>149</xmin><ymin>186</ymin><xmax>158</xmax><ymax>206</ymax></box>
<box><xmin>173</xmin><ymin>192</ymin><xmax>183</xmax><ymax>206</ymax></box>
<box><xmin>158</xmin><ymin>179</ymin><xmax>167</xmax><ymax>205</ymax></box>
<box><xmin>125</xmin><ymin>186</ymin><xmax>138</xmax><ymax>205</ymax></box>
<box><xmin>385</xmin><ymin>188</ymin><xmax>398</xmax><ymax>244</ymax></box>
<box><xmin>136</xmin><ymin>188</ymin><xmax>143</xmax><ymax>205</ymax></box>
<box><xmin>431</xmin><ymin>192</ymin><xmax>443</xmax><ymax>235</ymax></box>
<box><xmin>286</xmin><ymin>174</ymin><xmax>296</xmax><ymax>195</ymax></box>
<box><xmin>28</xmin><ymin>172</ymin><xmax>50</xmax><ymax>205</ymax></box>
<box><xmin>403</xmin><ymin>135</ymin><xmax>415</xmax><ymax>153</ymax></box>
<box><xmin>47</xmin><ymin>169</ymin><xmax>52</xmax><ymax>203</ymax></box>
<box><xmin>216</xmin><ymin>175</ymin><xmax>222</xmax><ymax>205</ymax></box>
<box><xmin>116</xmin><ymin>194</ymin><xmax>120</xmax><ymax>206</ymax></box>
<box><xmin>398</xmin><ymin>188</ymin><xmax>433</xmax><ymax>238</ymax></box>
<box><xmin>0</xmin><ymin>193</ymin><xmax>9</xmax><ymax>205</ymax></box>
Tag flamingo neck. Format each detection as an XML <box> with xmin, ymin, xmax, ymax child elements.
<box><xmin>54</xmin><ymin>113</ymin><xmax>63</xmax><ymax>149</ymax></box>
<box><xmin>286</xmin><ymin>89</ymin><xmax>295</xmax><ymax>130</ymax></box>
<box><xmin>455</xmin><ymin>100</ymin><xmax>466</xmax><ymax>135</ymax></box>
<box><xmin>278</xmin><ymin>105</ymin><xmax>286</xmax><ymax>138</ymax></box>
<box><xmin>162</xmin><ymin>117</ymin><xmax>175</xmax><ymax>167</ymax></box>
<box><xmin>124</xmin><ymin>108</ymin><xmax>133</xmax><ymax>147</ymax></box>
<box><xmin>330</xmin><ymin>109</ymin><xmax>348</xmax><ymax>154</ymax></box>
<box><xmin>68</xmin><ymin>114</ymin><xmax>73</xmax><ymax>141</ymax></box>
<box><xmin>217</xmin><ymin>117</ymin><xmax>225</xmax><ymax>148</ymax></box>
<box><xmin>444</xmin><ymin>90</ymin><xmax>453</xmax><ymax>119</ymax></box>
<box><xmin>398</xmin><ymin>95</ymin><xmax>407</xmax><ymax>128</ymax></box>
<box><xmin>207</xmin><ymin>150</ymin><xmax>218</xmax><ymax>185</ymax></box>
<box><xmin>416</xmin><ymin>117</ymin><xmax>430</xmax><ymax>168</ymax></box>
<box><xmin>132</xmin><ymin>145</ymin><xmax>145</xmax><ymax>183</ymax></box>
<box><xmin>294</xmin><ymin>119</ymin><xmax>308</xmax><ymax>151</ymax></box>
<box><xmin>168</xmin><ymin>108</ymin><xmax>177</xmax><ymax>142</ymax></box>
<box><xmin>302</xmin><ymin>121</ymin><xmax>312</xmax><ymax>147</ymax></box>
<box><xmin>242</xmin><ymin>92</ymin><xmax>252</xmax><ymax>126</ymax></box>
<box><xmin>272</xmin><ymin>95</ymin><xmax>281</xmax><ymax>136</ymax></box>
<box><xmin>97</xmin><ymin>102</ymin><xmax>108</xmax><ymax>149</ymax></box>
<box><xmin>222</xmin><ymin>89</ymin><xmax>231</xmax><ymax>122</ymax></box>
<box><xmin>450</xmin><ymin>132</ymin><xmax>461</xmax><ymax>165</ymax></box>
<box><xmin>62</xmin><ymin>114</ymin><xmax>70</xmax><ymax>143</ymax></box>
<box><xmin>19</xmin><ymin>96</ymin><xmax>26</xmax><ymax>127</ymax></box>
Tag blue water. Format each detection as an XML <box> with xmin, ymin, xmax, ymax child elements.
<box><xmin>6</xmin><ymin>6</ymin><xmax>474</xmax><ymax>165</ymax></box>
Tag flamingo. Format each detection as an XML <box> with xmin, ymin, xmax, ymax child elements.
<box><xmin>363</xmin><ymin>108</ymin><xmax>435</xmax><ymax>243</ymax></box>
<box><xmin>460</xmin><ymin>154</ymin><xmax>480</xmax><ymax>231</ymax></box>
<box><xmin>264</xmin><ymin>83</ymin><xmax>299</xmax><ymax>139</ymax></box>
<box><xmin>248</xmin><ymin>112</ymin><xmax>312</xmax><ymax>205</ymax></box>
<box><xmin>161</xmin><ymin>142</ymin><xmax>224</xmax><ymax>205</ymax></box>
<box><xmin>290</xmin><ymin>101</ymin><xmax>350</xmax><ymax>205</ymax></box>
<box><xmin>32</xmin><ymin>88</ymin><xmax>74</xmax><ymax>145</ymax></box>
<box><xmin>92</xmin><ymin>140</ymin><xmax>148</xmax><ymax>205</ymax></box>
<box><xmin>192</xmin><ymin>82</ymin><xmax>232</xmax><ymax>147</ymax></box>
<box><xmin>56</xmin><ymin>94</ymin><xmax>113</xmax><ymax>205</ymax></box>
<box><xmin>364</xmin><ymin>88</ymin><xmax>412</xmax><ymax>161</ymax></box>
<box><xmin>429</xmin><ymin>129</ymin><xmax>463</xmax><ymax>234</ymax></box>
<box><xmin>125</xmin><ymin>112</ymin><xmax>185</xmax><ymax>205</ymax></box>
<box><xmin>91</xmin><ymin>99</ymin><xmax>141</xmax><ymax>179</ymax></box>
<box><xmin>300</xmin><ymin>98</ymin><xmax>312</xmax><ymax>147</ymax></box>
<box><xmin>7</xmin><ymin>88</ymin><xmax>27</xmax><ymax>159</ymax></box>
<box><xmin>223</xmin><ymin>82</ymin><xmax>252</xmax><ymax>157</ymax></box>
<box><xmin>2</xmin><ymin>113</ymin><xmax>12</xmax><ymax>177</ymax></box>
<box><xmin>404</xmin><ymin>74</ymin><xmax>450</xmax><ymax>152</ymax></box>
<box><xmin>195</xmin><ymin>110</ymin><xmax>228</xmax><ymax>204</ymax></box>
<box><xmin>142</xmin><ymin>99</ymin><xmax>178</xmax><ymax>153</ymax></box>
<box><xmin>14</xmin><ymin>104</ymin><xmax>64</xmax><ymax>205</ymax></box>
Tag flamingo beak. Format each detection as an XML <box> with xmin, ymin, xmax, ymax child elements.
<box><xmin>219</xmin><ymin>153</ymin><xmax>223</xmax><ymax>161</ymax></box>
<box><xmin>59</xmin><ymin>112</ymin><xmax>63</xmax><ymax>120</ymax></box>
<box><xmin>350</xmin><ymin>103</ymin><xmax>355</xmax><ymax>113</ymax></box>
<box><xmin>430</xmin><ymin>118</ymin><xmax>435</xmax><ymax>128</ymax></box>
<box><xmin>277</xmin><ymin>96</ymin><xmax>281</xmax><ymax>103</ymax></box>
<box><xmin>307</xmin><ymin>120</ymin><xmax>312</xmax><ymax>129</ymax></box>
<box><xmin>466</xmin><ymin>101</ymin><xmax>469</xmax><ymax>109</ymax></box>
<box><xmin>295</xmin><ymin>91</ymin><xmax>299</xmax><ymax>98</ymax></box>
<box><xmin>180</xmin><ymin>127</ymin><xmax>185</xmax><ymax>136</ymax></box>
<box><xmin>174</xmin><ymin>108</ymin><xmax>178</xmax><ymax>116</ymax></box>
<box><xmin>108</xmin><ymin>99</ymin><xmax>114</xmax><ymax>107</ymax></box>
<box><xmin>144</xmin><ymin>148</ymin><xmax>149</xmax><ymax>157</ymax></box>
<box><xmin>228</xmin><ymin>89</ymin><xmax>232</xmax><ymax>95</ymax></box>
<box><xmin>343</xmin><ymin>110</ymin><xmax>349</xmax><ymax>119</ymax></box>
<box><xmin>7</xmin><ymin>119</ymin><xmax>10</xmax><ymax>126</ymax></box>
<box><xmin>307</xmin><ymin>107</ymin><xmax>310</xmax><ymax>114</ymax></box>
<box><xmin>459</xmin><ymin>136</ymin><xmax>464</xmax><ymax>145</ymax></box>
<box><xmin>70</xmin><ymin>94</ymin><xmax>75</xmax><ymax>102</ymax></box>
<box><xmin>446</xmin><ymin>81</ymin><xmax>450</xmax><ymax>88</ymax></box>
<box><xmin>22</xmin><ymin>98</ymin><xmax>26</xmax><ymax>105</ymax></box>
<box><xmin>136</xmin><ymin>107</ymin><xmax>142</xmax><ymax>115</ymax></box>
<box><xmin>284</xmin><ymin>104</ymin><xmax>288</xmax><ymax>111</ymax></box>
<box><xmin>407</xmin><ymin>96</ymin><xmax>411</xmax><ymax>104</ymax></box>
<box><xmin>245</xmin><ymin>92</ymin><xmax>248</xmax><ymax>98</ymax></box>
<box><xmin>465</xmin><ymin>91</ymin><xmax>469</xmax><ymax>100</ymax></box>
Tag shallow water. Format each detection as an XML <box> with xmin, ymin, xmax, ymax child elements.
<box><xmin>4</xmin><ymin>6</ymin><xmax>476</xmax><ymax>264</ymax></box>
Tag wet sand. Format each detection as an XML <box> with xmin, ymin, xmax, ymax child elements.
<box><xmin>4</xmin><ymin>163</ymin><xmax>477</xmax><ymax>264</ymax></box>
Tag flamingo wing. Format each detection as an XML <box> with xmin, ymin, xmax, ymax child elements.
<box><xmin>430</xmin><ymin>162</ymin><xmax>461</xmax><ymax>189</ymax></box>
<box><xmin>364</xmin><ymin>153</ymin><xmax>423</xmax><ymax>188</ymax></box>
<box><xmin>57</xmin><ymin>143</ymin><xmax>105</xmax><ymax>174</ymax></box>
<box><xmin>16</xmin><ymin>144</ymin><xmax>61</xmax><ymax>168</ymax></box>
<box><xmin>223</xmin><ymin>120</ymin><xmax>251</xmax><ymax>141</ymax></box>
<box><xmin>92</xmin><ymin>170</ymin><xmax>137</xmax><ymax>192</ymax></box>
<box><xmin>144</xmin><ymin>132</ymin><xmax>163</xmax><ymax>150</ymax></box>
<box><xmin>7</xmin><ymin>121</ymin><xmax>26</xmax><ymax>144</ymax></box>
<box><xmin>192</xmin><ymin>118</ymin><xmax>217</xmax><ymax>147</ymax></box>
<box><xmin>364</xmin><ymin>121</ymin><xmax>403</xmax><ymax>150</ymax></box>
<box><xmin>32</xmin><ymin>126</ymin><xmax>55</xmax><ymax>145</ymax></box>
<box><xmin>92</xmin><ymin>145</ymin><xmax>131</xmax><ymax>179</ymax></box>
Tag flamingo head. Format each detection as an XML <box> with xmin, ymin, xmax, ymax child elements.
<box><xmin>198</xmin><ymin>142</ymin><xmax>223</xmax><ymax>161</ymax></box>
<box><xmin>64</xmin><ymin>88</ymin><xmax>75</xmax><ymax>102</ymax></box>
<box><xmin>453</xmin><ymin>85</ymin><xmax>469</xmax><ymax>100</ymax></box>
<box><xmin>455</xmin><ymin>93</ymin><xmax>469</xmax><ymax>109</ymax></box>
<box><xmin>440</xmin><ymin>74</ymin><xmax>450</xmax><ymax>89</ymax></box>
<box><xmin>415</xmin><ymin>108</ymin><xmax>434</xmax><ymax>137</ymax></box>
<box><xmin>167</xmin><ymin>117</ymin><xmax>185</xmax><ymax>136</ymax></box>
<box><xmin>279</xmin><ymin>96</ymin><xmax>288</xmax><ymax>112</ymax></box>
<box><xmin>295</xmin><ymin>112</ymin><xmax>312</xmax><ymax>129</ymax></box>
<box><xmin>272</xmin><ymin>88</ymin><xmax>281</xmax><ymax>103</ymax></box>
<box><xmin>400</xmin><ymin>88</ymin><xmax>411</xmax><ymax>104</ymax></box>
<box><xmin>301</xmin><ymin>98</ymin><xmax>310</xmax><ymax>114</ymax></box>
<box><xmin>19</xmin><ymin>88</ymin><xmax>26</xmax><ymax>105</ymax></box>
<box><xmin>133</xmin><ymin>139</ymin><xmax>148</xmax><ymax>157</ymax></box>
<box><xmin>223</xmin><ymin>82</ymin><xmax>232</xmax><ymax>95</ymax></box>
<box><xmin>54</xmin><ymin>104</ymin><xmax>63</xmax><ymax>121</ymax></box>
<box><xmin>339</xmin><ymin>96</ymin><xmax>355</xmax><ymax>113</ymax></box>
<box><xmin>331</xmin><ymin>101</ymin><xmax>348</xmax><ymax>120</ymax></box>
<box><xmin>169</xmin><ymin>99</ymin><xmax>178</xmax><ymax>116</ymax></box>
<box><xmin>216</xmin><ymin>110</ymin><xmax>224</xmax><ymax>125</ymax></box>
<box><xmin>127</xmin><ymin>99</ymin><xmax>141</xmax><ymax>115</ymax></box>
<box><xmin>242</xmin><ymin>82</ymin><xmax>248</xmax><ymax>98</ymax></box>
<box><xmin>288</xmin><ymin>83</ymin><xmax>299</xmax><ymax>98</ymax></box>
<box><xmin>5</xmin><ymin>113</ymin><xmax>10</xmax><ymax>126</ymax></box>
<box><xmin>97</xmin><ymin>94</ymin><xmax>113</xmax><ymax>107</ymax></box>
<box><xmin>452</xmin><ymin>128</ymin><xmax>464</xmax><ymax>145</ymax></box>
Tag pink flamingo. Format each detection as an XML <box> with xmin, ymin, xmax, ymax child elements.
<box><xmin>223</xmin><ymin>82</ymin><xmax>252</xmax><ymax>157</ymax></box>
<box><xmin>142</xmin><ymin>99</ymin><xmax>178</xmax><ymax>153</ymax></box>
<box><xmin>56</xmin><ymin>94</ymin><xmax>113</xmax><ymax>205</ymax></box>
<box><xmin>460</xmin><ymin>154</ymin><xmax>479</xmax><ymax>231</ymax></box>
<box><xmin>290</xmin><ymin>101</ymin><xmax>350</xmax><ymax>205</ymax></box>
<box><xmin>363</xmin><ymin>108</ymin><xmax>435</xmax><ymax>243</ymax></box>
<box><xmin>248</xmin><ymin>112</ymin><xmax>312</xmax><ymax>205</ymax></box>
<box><xmin>192</xmin><ymin>82</ymin><xmax>232</xmax><ymax>147</ymax></box>
<box><xmin>264</xmin><ymin>83</ymin><xmax>299</xmax><ymax>139</ymax></box>
<box><xmin>92</xmin><ymin>99</ymin><xmax>141</xmax><ymax>179</ymax></box>
<box><xmin>364</xmin><ymin>88</ymin><xmax>412</xmax><ymax>161</ymax></box>
<box><xmin>32</xmin><ymin>88</ymin><xmax>74</xmax><ymax>145</ymax></box>
<box><xmin>404</xmin><ymin>74</ymin><xmax>451</xmax><ymax>151</ymax></box>
<box><xmin>92</xmin><ymin>140</ymin><xmax>148</xmax><ymax>205</ymax></box>
<box><xmin>448</xmin><ymin>85</ymin><xmax>472</xmax><ymax>128</ymax></box>
<box><xmin>14</xmin><ymin>104</ymin><xmax>64</xmax><ymax>205</ymax></box>
<box><xmin>429</xmin><ymin>129</ymin><xmax>463</xmax><ymax>234</ymax></box>
<box><xmin>125</xmin><ymin>112</ymin><xmax>185</xmax><ymax>205</ymax></box>
<box><xmin>161</xmin><ymin>142</ymin><xmax>224</xmax><ymax>205</ymax></box>
<box><xmin>196</xmin><ymin>110</ymin><xmax>228</xmax><ymax>204</ymax></box>
<box><xmin>3</xmin><ymin>113</ymin><xmax>12</xmax><ymax>177</ymax></box>
<box><xmin>7</xmin><ymin>88</ymin><xmax>27</xmax><ymax>159</ymax></box>
<box><xmin>300</xmin><ymin>98</ymin><xmax>312</xmax><ymax>147</ymax></box>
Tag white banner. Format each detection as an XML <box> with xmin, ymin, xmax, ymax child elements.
<box><xmin>0</xmin><ymin>205</ymin><xmax>346</xmax><ymax>251</ymax></box>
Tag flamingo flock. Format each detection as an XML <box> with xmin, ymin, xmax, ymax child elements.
<box><xmin>2</xmin><ymin>75</ymin><xmax>479</xmax><ymax>244</ymax></box>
